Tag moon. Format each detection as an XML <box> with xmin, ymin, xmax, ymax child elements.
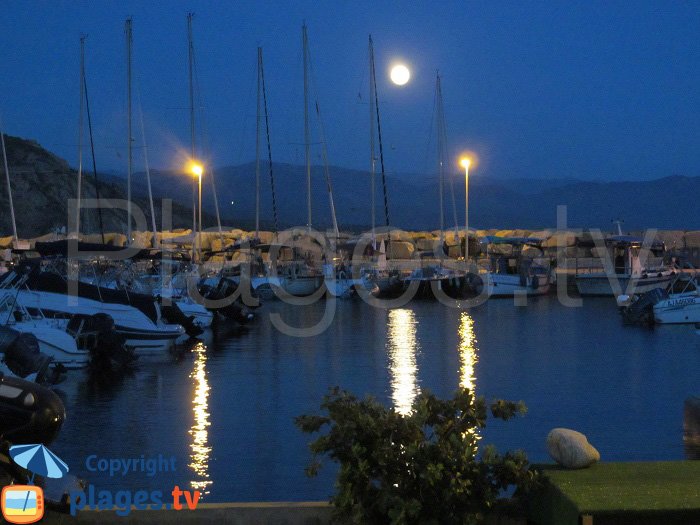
<box><xmin>390</xmin><ymin>64</ymin><xmax>410</xmax><ymax>86</ymax></box>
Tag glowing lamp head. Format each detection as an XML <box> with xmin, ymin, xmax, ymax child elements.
<box><xmin>460</xmin><ymin>158</ymin><xmax>471</xmax><ymax>169</ymax></box>
<box><xmin>191</xmin><ymin>163</ymin><xmax>203</xmax><ymax>177</ymax></box>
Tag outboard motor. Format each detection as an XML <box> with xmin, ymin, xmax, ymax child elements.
<box><xmin>160</xmin><ymin>302</ymin><xmax>203</xmax><ymax>337</ymax></box>
<box><xmin>0</xmin><ymin>326</ymin><xmax>65</xmax><ymax>385</ymax></box>
<box><xmin>81</xmin><ymin>314</ymin><xmax>137</xmax><ymax>372</ymax></box>
<box><xmin>200</xmin><ymin>277</ymin><xmax>257</xmax><ymax>325</ymax></box>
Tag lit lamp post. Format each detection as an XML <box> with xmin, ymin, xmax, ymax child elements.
<box><xmin>191</xmin><ymin>163</ymin><xmax>203</xmax><ymax>262</ymax></box>
<box><xmin>459</xmin><ymin>157</ymin><xmax>471</xmax><ymax>265</ymax></box>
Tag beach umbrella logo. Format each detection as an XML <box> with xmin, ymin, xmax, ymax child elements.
<box><xmin>8</xmin><ymin>444</ymin><xmax>69</xmax><ymax>484</ymax></box>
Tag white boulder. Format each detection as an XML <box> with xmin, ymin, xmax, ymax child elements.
<box><xmin>547</xmin><ymin>428</ymin><xmax>600</xmax><ymax>469</ymax></box>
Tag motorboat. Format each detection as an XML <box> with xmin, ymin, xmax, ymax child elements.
<box><xmin>575</xmin><ymin>235</ymin><xmax>675</xmax><ymax>297</ymax></box>
<box><xmin>619</xmin><ymin>272</ymin><xmax>700</xmax><ymax>325</ymax></box>
<box><xmin>481</xmin><ymin>237</ymin><xmax>552</xmax><ymax>298</ymax></box>
<box><xmin>0</xmin><ymin>271</ymin><xmax>185</xmax><ymax>354</ymax></box>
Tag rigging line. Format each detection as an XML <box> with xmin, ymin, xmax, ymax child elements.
<box><xmin>126</xmin><ymin>17</ymin><xmax>133</xmax><ymax>242</ymax></box>
<box><xmin>370</xmin><ymin>37</ymin><xmax>390</xmax><ymax>229</ymax></box>
<box><xmin>192</xmin><ymin>43</ymin><xmax>223</xmax><ymax>243</ymax></box>
<box><xmin>306</xmin><ymin>33</ymin><xmax>339</xmax><ymax>237</ymax></box>
<box><xmin>0</xmin><ymin>120</ymin><xmax>18</xmax><ymax>242</ymax></box>
<box><xmin>441</xmin><ymin>98</ymin><xmax>459</xmax><ymax>239</ymax></box>
<box><xmin>76</xmin><ymin>36</ymin><xmax>85</xmax><ymax>237</ymax></box>
<box><xmin>260</xmin><ymin>48</ymin><xmax>279</xmax><ymax>232</ymax></box>
<box><xmin>83</xmin><ymin>54</ymin><xmax>106</xmax><ymax>244</ymax></box>
<box><xmin>135</xmin><ymin>83</ymin><xmax>158</xmax><ymax>240</ymax></box>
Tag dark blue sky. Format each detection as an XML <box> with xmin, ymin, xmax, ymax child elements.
<box><xmin>1</xmin><ymin>1</ymin><xmax>699</xmax><ymax>181</ymax></box>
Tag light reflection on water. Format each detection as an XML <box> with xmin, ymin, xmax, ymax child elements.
<box><xmin>53</xmin><ymin>298</ymin><xmax>700</xmax><ymax>502</ymax></box>
<box><xmin>387</xmin><ymin>308</ymin><xmax>420</xmax><ymax>415</ymax></box>
<box><xmin>458</xmin><ymin>311</ymin><xmax>478</xmax><ymax>394</ymax></box>
<box><xmin>189</xmin><ymin>342</ymin><xmax>212</xmax><ymax>494</ymax></box>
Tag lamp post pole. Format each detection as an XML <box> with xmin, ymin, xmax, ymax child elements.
<box><xmin>460</xmin><ymin>159</ymin><xmax>471</xmax><ymax>266</ymax></box>
<box><xmin>198</xmin><ymin>170</ymin><xmax>202</xmax><ymax>263</ymax></box>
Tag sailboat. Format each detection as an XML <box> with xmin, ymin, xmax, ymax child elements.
<box><xmin>403</xmin><ymin>73</ymin><xmax>477</xmax><ymax>300</ymax></box>
<box><xmin>271</xmin><ymin>23</ymin><xmax>329</xmax><ymax>298</ymax></box>
<box><xmin>362</xmin><ymin>35</ymin><xmax>404</xmax><ymax>298</ymax></box>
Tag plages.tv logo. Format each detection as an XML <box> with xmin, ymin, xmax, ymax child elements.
<box><xmin>1</xmin><ymin>443</ymin><xmax>69</xmax><ymax>524</ymax></box>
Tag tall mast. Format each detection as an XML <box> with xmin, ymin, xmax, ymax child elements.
<box><xmin>259</xmin><ymin>49</ymin><xmax>278</xmax><ymax>232</ymax></box>
<box><xmin>0</xmin><ymin>129</ymin><xmax>17</xmax><ymax>244</ymax></box>
<box><xmin>187</xmin><ymin>13</ymin><xmax>197</xmax><ymax>258</ymax></box>
<box><xmin>126</xmin><ymin>18</ymin><xmax>133</xmax><ymax>242</ymax></box>
<box><xmin>436</xmin><ymin>73</ymin><xmax>445</xmax><ymax>250</ymax></box>
<box><xmin>255</xmin><ymin>47</ymin><xmax>262</xmax><ymax>238</ymax></box>
<box><xmin>370</xmin><ymin>38</ymin><xmax>390</xmax><ymax>229</ymax></box>
<box><xmin>368</xmin><ymin>35</ymin><xmax>376</xmax><ymax>245</ymax></box>
<box><xmin>76</xmin><ymin>36</ymin><xmax>85</xmax><ymax>238</ymax></box>
<box><xmin>303</xmin><ymin>23</ymin><xmax>312</xmax><ymax>231</ymax></box>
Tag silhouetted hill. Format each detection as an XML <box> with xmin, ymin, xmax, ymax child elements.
<box><xmin>0</xmin><ymin>135</ymin><xmax>208</xmax><ymax>237</ymax></box>
<box><xmin>2</xmin><ymin>134</ymin><xmax>698</xmax><ymax>237</ymax></box>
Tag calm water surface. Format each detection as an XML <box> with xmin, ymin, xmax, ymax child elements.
<box><xmin>54</xmin><ymin>296</ymin><xmax>700</xmax><ymax>501</ymax></box>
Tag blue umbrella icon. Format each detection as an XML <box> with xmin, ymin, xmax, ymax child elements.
<box><xmin>9</xmin><ymin>444</ymin><xmax>69</xmax><ymax>484</ymax></box>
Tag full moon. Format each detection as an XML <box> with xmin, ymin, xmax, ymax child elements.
<box><xmin>390</xmin><ymin>64</ymin><xmax>410</xmax><ymax>86</ymax></box>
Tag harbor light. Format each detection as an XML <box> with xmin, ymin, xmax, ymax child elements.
<box><xmin>191</xmin><ymin>163</ymin><xmax>203</xmax><ymax>177</ymax></box>
<box><xmin>460</xmin><ymin>158</ymin><xmax>471</xmax><ymax>169</ymax></box>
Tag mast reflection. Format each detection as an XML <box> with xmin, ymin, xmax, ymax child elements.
<box><xmin>387</xmin><ymin>308</ymin><xmax>420</xmax><ymax>415</ymax></box>
<box><xmin>189</xmin><ymin>342</ymin><xmax>212</xmax><ymax>493</ymax></box>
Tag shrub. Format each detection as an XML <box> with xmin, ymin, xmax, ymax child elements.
<box><xmin>296</xmin><ymin>387</ymin><xmax>538</xmax><ymax>524</ymax></box>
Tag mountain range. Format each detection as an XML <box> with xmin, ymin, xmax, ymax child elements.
<box><xmin>1</xmin><ymin>134</ymin><xmax>698</xmax><ymax>238</ymax></box>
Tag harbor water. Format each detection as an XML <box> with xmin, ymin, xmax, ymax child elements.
<box><xmin>54</xmin><ymin>296</ymin><xmax>700</xmax><ymax>501</ymax></box>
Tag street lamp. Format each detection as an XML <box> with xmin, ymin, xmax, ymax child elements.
<box><xmin>191</xmin><ymin>163</ymin><xmax>203</xmax><ymax>262</ymax></box>
<box><xmin>459</xmin><ymin>158</ymin><xmax>471</xmax><ymax>264</ymax></box>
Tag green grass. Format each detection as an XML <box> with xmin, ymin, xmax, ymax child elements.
<box><xmin>528</xmin><ymin>461</ymin><xmax>700</xmax><ymax>525</ymax></box>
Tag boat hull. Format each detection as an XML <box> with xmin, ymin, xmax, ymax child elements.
<box><xmin>486</xmin><ymin>273</ymin><xmax>550</xmax><ymax>298</ymax></box>
<box><xmin>11</xmin><ymin>321</ymin><xmax>90</xmax><ymax>369</ymax></box>
<box><xmin>653</xmin><ymin>294</ymin><xmax>700</xmax><ymax>324</ymax></box>
<box><xmin>575</xmin><ymin>273</ymin><xmax>674</xmax><ymax>297</ymax></box>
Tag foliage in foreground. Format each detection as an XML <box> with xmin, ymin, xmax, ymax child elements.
<box><xmin>295</xmin><ymin>387</ymin><xmax>539</xmax><ymax>525</ymax></box>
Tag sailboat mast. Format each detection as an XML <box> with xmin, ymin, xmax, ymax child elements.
<box><xmin>76</xmin><ymin>36</ymin><xmax>85</xmax><ymax>238</ymax></box>
<box><xmin>259</xmin><ymin>49</ymin><xmax>278</xmax><ymax>232</ymax></box>
<box><xmin>370</xmin><ymin>40</ymin><xmax>390</xmax><ymax>228</ymax></box>
<box><xmin>188</xmin><ymin>13</ymin><xmax>197</xmax><ymax>246</ymax></box>
<box><xmin>126</xmin><ymin>18</ymin><xmax>133</xmax><ymax>242</ymax></box>
<box><xmin>368</xmin><ymin>36</ymin><xmax>376</xmax><ymax>244</ymax></box>
<box><xmin>436</xmin><ymin>73</ymin><xmax>445</xmax><ymax>250</ymax></box>
<box><xmin>303</xmin><ymin>23</ymin><xmax>312</xmax><ymax>231</ymax></box>
<box><xmin>255</xmin><ymin>47</ymin><xmax>262</xmax><ymax>238</ymax></box>
<box><xmin>187</xmin><ymin>13</ymin><xmax>198</xmax><ymax>260</ymax></box>
<box><xmin>0</xmin><ymin>130</ymin><xmax>17</xmax><ymax>244</ymax></box>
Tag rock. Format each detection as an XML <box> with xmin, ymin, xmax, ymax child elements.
<box><xmin>547</xmin><ymin>428</ymin><xmax>600</xmax><ymax>469</ymax></box>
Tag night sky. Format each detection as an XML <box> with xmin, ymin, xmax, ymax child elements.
<box><xmin>1</xmin><ymin>1</ymin><xmax>699</xmax><ymax>181</ymax></box>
